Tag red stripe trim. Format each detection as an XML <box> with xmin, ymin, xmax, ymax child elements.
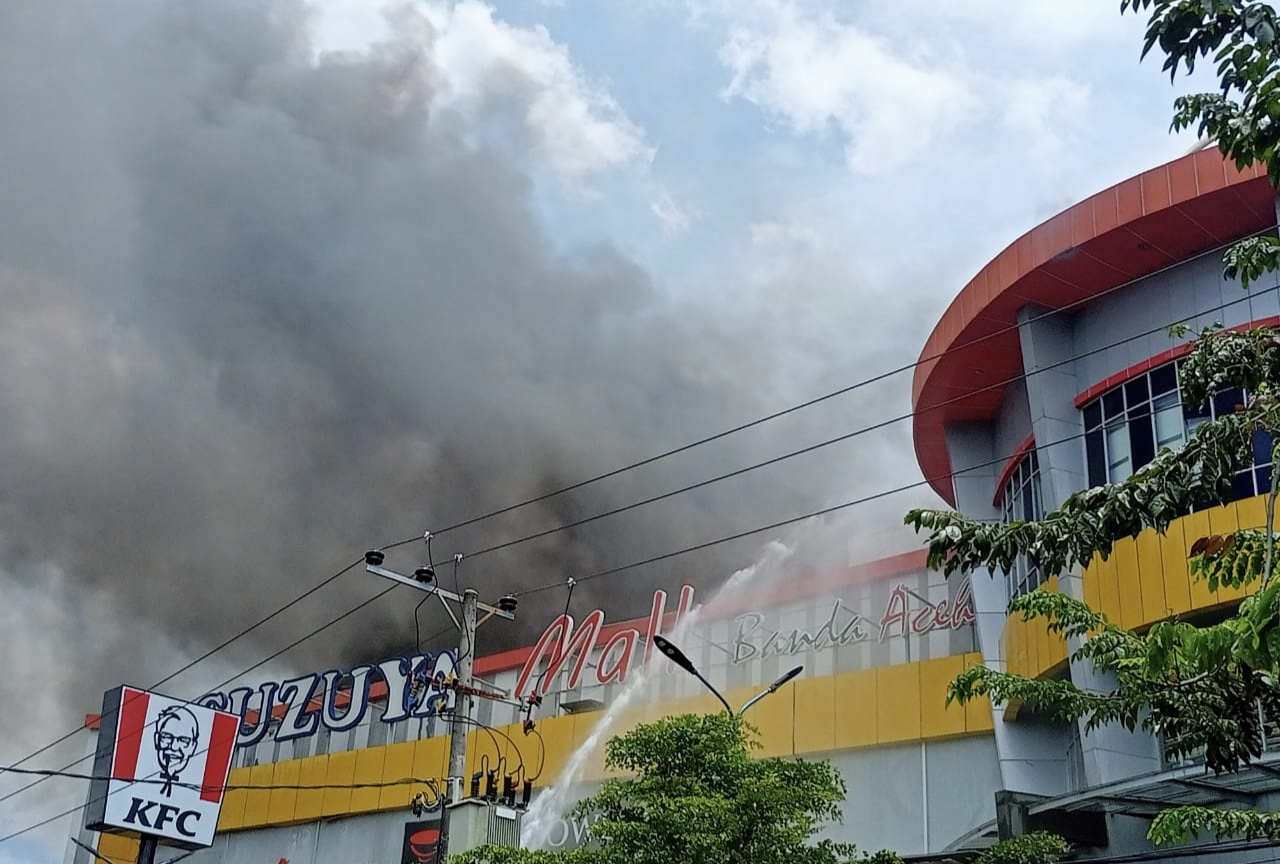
<box><xmin>81</xmin><ymin>549</ymin><xmax>932</xmax><ymax>729</ymax></box>
<box><xmin>201</xmin><ymin>712</ymin><xmax>239</xmax><ymax>802</ymax></box>
<box><xmin>1074</xmin><ymin>315</ymin><xmax>1280</xmax><ymax>407</ymax></box>
<box><xmin>992</xmin><ymin>434</ymin><xmax>1036</xmax><ymax>506</ymax></box>
<box><xmin>111</xmin><ymin>688</ymin><xmax>149</xmax><ymax>781</ymax></box>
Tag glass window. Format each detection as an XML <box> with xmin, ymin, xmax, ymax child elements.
<box><xmin>1081</xmin><ymin>359</ymin><xmax>1274</xmax><ymax>501</ymax></box>
<box><xmin>998</xmin><ymin>449</ymin><xmax>1046</xmax><ymax>600</ymax></box>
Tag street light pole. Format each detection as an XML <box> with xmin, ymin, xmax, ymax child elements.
<box><xmin>651</xmin><ymin>635</ymin><xmax>803</xmax><ymax>716</ymax></box>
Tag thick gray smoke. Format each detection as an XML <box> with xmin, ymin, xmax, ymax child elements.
<box><xmin>0</xmin><ymin>2</ymin><xmax>937</xmax><ymax>835</ymax></box>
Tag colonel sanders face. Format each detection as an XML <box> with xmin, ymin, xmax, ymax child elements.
<box><xmin>154</xmin><ymin>706</ymin><xmax>200</xmax><ymax>779</ymax></box>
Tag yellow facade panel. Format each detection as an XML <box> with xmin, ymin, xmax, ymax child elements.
<box><xmin>738</xmin><ymin>683</ymin><xmax>795</xmax><ymax>758</ymax></box>
<box><xmin>412</xmin><ymin>735</ymin><xmax>450</xmax><ymax>789</ymax></box>
<box><xmin>875</xmin><ymin>663</ymin><xmax>922</xmax><ymax>744</ymax></box>
<box><xmin>1097</xmin><ymin>552</ymin><xmax>1123</xmax><ymax>625</ymax></box>
<box><xmin>350</xmin><ymin>745</ymin><xmax>387</xmax><ymax>814</ymax></box>
<box><xmin>1136</xmin><ymin>529</ymin><xmax>1168</xmax><ymax>625</ymax></box>
<box><xmin>573</xmin><ymin>711</ymin><xmax>610</xmax><ymax>781</ymax></box>
<box><xmin>528</xmin><ymin>713</ymin><xmax>575</xmax><ymax>788</ymax></box>
<box><xmin>293</xmin><ymin>755</ymin><xmax>328</xmax><ymax>823</ymax></box>
<box><xmin>378</xmin><ymin>741</ymin><xmax>418</xmax><ymax>811</ymax></box>
<box><xmin>96</xmin><ymin>832</ymin><xmax>140</xmax><ymax>864</ymax></box>
<box><xmin>217</xmin><ymin>765</ymin><xmax>250</xmax><ymax>831</ymax></box>
<box><xmin>1208</xmin><ymin>502</ymin><xmax>1247</xmax><ymax>602</ymax></box>
<box><xmin>961</xmin><ymin>653</ymin><xmax>995</xmax><ymax>732</ymax></box>
<box><xmin>240</xmin><ymin>763</ymin><xmax>274</xmax><ymax>828</ymax></box>
<box><xmin>1083</xmin><ymin>553</ymin><xmax>1102</xmax><ymax>614</ymax></box>
<box><xmin>792</xmin><ymin>673</ymin><xmax>837</xmax><ymax>755</ymax></box>
<box><xmin>1159</xmin><ymin>518</ymin><xmax>1193</xmax><ymax>616</ymax></box>
<box><xmin>1182</xmin><ymin>508</ymin><xmax>1217</xmax><ymax>609</ymax></box>
<box><xmin>919</xmin><ymin>655</ymin><xmax>965</xmax><ymax>739</ymax></box>
<box><xmin>1113</xmin><ymin>538</ymin><xmax>1144</xmax><ymax>629</ymax></box>
<box><xmin>321</xmin><ymin>749</ymin><xmax>357</xmax><ymax>818</ymax></box>
<box><xmin>267</xmin><ymin>757</ymin><xmax>300</xmax><ymax>825</ymax></box>
<box><xmin>833</xmin><ymin>668</ymin><xmax>877</xmax><ymax>749</ymax></box>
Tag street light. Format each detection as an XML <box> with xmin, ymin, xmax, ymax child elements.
<box><xmin>651</xmin><ymin>635</ymin><xmax>803</xmax><ymax>716</ymax></box>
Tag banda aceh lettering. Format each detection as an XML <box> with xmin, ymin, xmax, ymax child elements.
<box><xmin>731</xmin><ymin>579</ymin><xmax>975</xmax><ymax>663</ymax></box>
<box><xmin>202</xmin><ymin>579</ymin><xmax>974</xmax><ymax>748</ymax></box>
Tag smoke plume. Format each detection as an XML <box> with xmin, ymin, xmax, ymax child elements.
<box><xmin>0</xmin><ymin>1</ymin><xmax>938</xmax><ymax>848</ymax></box>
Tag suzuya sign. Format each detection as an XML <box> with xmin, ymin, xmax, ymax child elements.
<box><xmin>514</xmin><ymin>578</ymin><xmax>975</xmax><ymax>699</ymax></box>
<box><xmin>197</xmin><ymin>651</ymin><xmax>458</xmax><ymax>750</ymax></box>
<box><xmin>85</xmin><ymin>686</ymin><xmax>238</xmax><ymax>850</ymax></box>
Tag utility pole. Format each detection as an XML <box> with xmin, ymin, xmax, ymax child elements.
<box><xmin>447</xmin><ymin>589</ymin><xmax>479</xmax><ymax>795</ymax></box>
<box><xmin>363</xmin><ymin>550</ymin><xmax>516</xmax><ymax>860</ymax></box>
<box><xmin>135</xmin><ymin>835</ymin><xmax>157</xmax><ymax>864</ymax></box>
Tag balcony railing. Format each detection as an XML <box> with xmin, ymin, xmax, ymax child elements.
<box><xmin>1161</xmin><ymin>700</ymin><xmax>1280</xmax><ymax>769</ymax></box>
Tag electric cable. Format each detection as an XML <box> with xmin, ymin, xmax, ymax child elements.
<box><xmin>375</xmin><ymin>229</ymin><xmax>1272</xmax><ymax>556</ymax></box>
<box><xmin>536</xmin><ymin>578</ymin><xmax>577</xmax><ymax>697</ymax></box>
<box><xmin>0</xmin><ymin>765</ymin><xmax>450</xmax><ymax>793</ymax></box>
<box><xmin>2</xmin><ymin>235</ymin><xmax>1274</xmax><ymax>833</ymax></box>
<box><xmin>4</xmin><ymin>274</ymin><xmax>1268</xmax><ymax>814</ymax></box>
<box><xmin>3</xmin><ymin>229</ymin><xmax>1263</xmax><ymax>800</ymax></box>
<box><xmin>0</xmin><ymin>412</ymin><xmax>1246</xmax><ymax>847</ymax></box>
<box><xmin>527</xmin><ymin>727</ymin><xmax>547</xmax><ymax>782</ymax></box>
<box><xmin>0</xmin><ymin>557</ymin><xmax>365</xmax><ymax>808</ymax></box>
<box><xmin>407</xmin><ymin>280</ymin><xmax>1280</xmax><ymax>574</ymax></box>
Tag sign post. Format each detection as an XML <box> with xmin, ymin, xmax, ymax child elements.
<box><xmin>136</xmin><ymin>835</ymin><xmax>158</xmax><ymax>864</ymax></box>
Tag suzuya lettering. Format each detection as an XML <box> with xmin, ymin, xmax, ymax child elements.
<box><xmin>198</xmin><ymin>651</ymin><xmax>457</xmax><ymax>749</ymax></box>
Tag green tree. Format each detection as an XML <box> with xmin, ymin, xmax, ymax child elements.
<box><xmin>449</xmin><ymin>712</ymin><xmax>899</xmax><ymax>864</ymax></box>
<box><xmin>974</xmin><ymin>832</ymin><xmax>1071</xmax><ymax>864</ymax></box>
<box><xmin>905</xmin><ymin>2</ymin><xmax>1280</xmax><ymax>846</ymax></box>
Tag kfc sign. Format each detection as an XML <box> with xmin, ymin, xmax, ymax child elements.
<box><xmin>85</xmin><ymin>686</ymin><xmax>238</xmax><ymax>850</ymax></box>
<box><xmin>515</xmin><ymin>579</ymin><xmax>974</xmax><ymax>699</ymax></box>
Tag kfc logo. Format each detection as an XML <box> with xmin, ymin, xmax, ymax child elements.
<box><xmin>154</xmin><ymin>706</ymin><xmax>200</xmax><ymax>796</ymax></box>
<box><xmin>85</xmin><ymin>686</ymin><xmax>237</xmax><ymax>850</ymax></box>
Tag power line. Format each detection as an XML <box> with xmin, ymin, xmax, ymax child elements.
<box><xmin>377</xmin><ymin>230</ymin><xmax>1269</xmax><ymax>555</ymax></box>
<box><xmin>442</xmin><ymin>281</ymin><xmax>1280</xmax><ymax>568</ymax></box>
<box><xmin>0</xmin><ymin>765</ymin><xmax>448</xmax><ymax>794</ymax></box>
<box><xmin>0</xmin><ymin>558</ymin><xmax>364</xmax><ymax>803</ymax></box>
<box><xmin>1</xmin><ymin>233</ymin><xmax>1270</xmax><ymax>821</ymax></box>
<box><xmin>6</xmin><ymin>275</ymin><xmax>1272</xmax><ymax>812</ymax></box>
<box><xmin>0</xmin><ymin>407</ymin><xmax>1251</xmax><ymax>846</ymax></box>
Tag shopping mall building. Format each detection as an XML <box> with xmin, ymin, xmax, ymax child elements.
<box><xmin>67</xmin><ymin>148</ymin><xmax>1280</xmax><ymax>864</ymax></box>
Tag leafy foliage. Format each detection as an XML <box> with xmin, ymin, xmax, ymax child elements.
<box><xmin>973</xmin><ymin>832</ymin><xmax>1070</xmax><ymax>864</ymax></box>
<box><xmin>1120</xmin><ymin>0</ymin><xmax>1280</xmax><ymax>187</ymax></box>
<box><xmin>1150</xmin><ymin>804</ymin><xmax>1280</xmax><ymax>844</ymax></box>
<box><xmin>450</xmin><ymin>713</ymin><xmax>894</xmax><ymax>864</ymax></box>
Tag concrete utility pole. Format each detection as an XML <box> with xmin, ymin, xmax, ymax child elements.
<box><xmin>447</xmin><ymin>589</ymin><xmax>479</xmax><ymax>793</ymax></box>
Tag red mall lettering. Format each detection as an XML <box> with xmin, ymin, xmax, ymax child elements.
<box><xmin>514</xmin><ymin>580</ymin><xmax>974</xmax><ymax>699</ymax></box>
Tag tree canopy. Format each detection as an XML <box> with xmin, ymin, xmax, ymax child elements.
<box><xmin>450</xmin><ymin>712</ymin><xmax>896</xmax><ymax>864</ymax></box>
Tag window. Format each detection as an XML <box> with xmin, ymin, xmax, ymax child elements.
<box><xmin>1082</xmin><ymin>360</ymin><xmax>1274</xmax><ymax>500</ymax></box>
<box><xmin>999</xmin><ymin>449</ymin><xmax>1046</xmax><ymax>599</ymax></box>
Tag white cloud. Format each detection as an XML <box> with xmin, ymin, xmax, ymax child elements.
<box><xmin>311</xmin><ymin>1</ymin><xmax>652</xmax><ymax>183</ymax></box>
<box><xmin>419</xmin><ymin>1</ymin><xmax>653</xmax><ymax>181</ymax></box>
<box><xmin>717</xmin><ymin>1</ymin><xmax>977</xmax><ymax>174</ymax></box>
<box><xmin>649</xmin><ymin>186</ymin><xmax>699</xmax><ymax>234</ymax></box>
<box><xmin>705</xmin><ymin>0</ymin><xmax>1100</xmax><ymax>177</ymax></box>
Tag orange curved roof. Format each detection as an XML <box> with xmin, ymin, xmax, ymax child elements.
<box><xmin>912</xmin><ymin>149</ymin><xmax>1276</xmax><ymax>506</ymax></box>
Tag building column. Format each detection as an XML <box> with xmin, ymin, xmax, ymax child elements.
<box><xmin>946</xmin><ymin>423</ymin><xmax>1067</xmax><ymax>797</ymax></box>
<box><xmin>1017</xmin><ymin>305</ymin><xmax>1162</xmax><ymax>787</ymax></box>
